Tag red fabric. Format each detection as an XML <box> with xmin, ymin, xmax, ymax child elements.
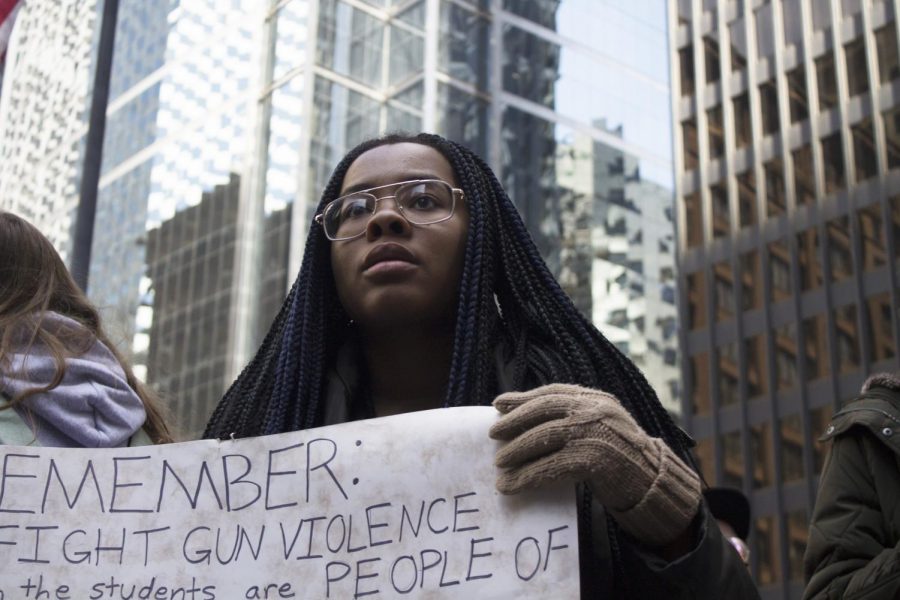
<box><xmin>0</xmin><ymin>0</ymin><xmax>22</xmax><ymax>62</ymax></box>
<box><xmin>0</xmin><ymin>0</ymin><xmax>20</xmax><ymax>26</ymax></box>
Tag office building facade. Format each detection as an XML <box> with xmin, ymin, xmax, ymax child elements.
<box><xmin>671</xmin><ymin>1</ymin><xmax>900</xmax><ymax>597</ymax></box>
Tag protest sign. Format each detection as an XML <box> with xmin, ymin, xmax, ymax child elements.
<box><xmin>0</xmin><ymin>406</ymin><xmax>580</xmax><ymax>599</ymax></box>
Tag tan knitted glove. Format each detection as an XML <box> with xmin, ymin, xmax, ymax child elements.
<box><xmin>489</xmin><ymin>383</ymin><xmax>701</xmax><ymax>547</ymax></box>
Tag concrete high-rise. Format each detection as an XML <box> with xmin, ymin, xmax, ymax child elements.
<box><xmin>671</xmin><ymin>1</ymin><xmax>900</xmax><ymax>597</ymax></box>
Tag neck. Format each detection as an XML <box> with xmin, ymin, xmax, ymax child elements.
<box><xmin>359</xmin><ymin>323</ymin><xmax>455</xmax><ymax>417</ymax></box>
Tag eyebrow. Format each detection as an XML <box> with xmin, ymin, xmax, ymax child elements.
<box><xmin>340</xmin><ymin>173</ymin><xmax>445</xmax><ymax>196</ymax></box>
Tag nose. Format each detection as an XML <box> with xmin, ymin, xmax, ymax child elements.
<box><xmin>365</xmin><ymin>197</ymin><xmax>412</xmax><ymax>241</ymax></box>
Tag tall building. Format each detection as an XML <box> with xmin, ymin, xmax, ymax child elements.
<box><xmin>671</xmin><ymin>1</ymin><xmax>900</xmax><ymax>598</ymax></box>
<box><xmin>1</xmin><ymin>1</ymin><xmax>680</xmax><ymax>440</ymax></box>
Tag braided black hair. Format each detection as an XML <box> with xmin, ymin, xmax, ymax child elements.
<box><xmin>204</xmin><ymin>133</ymin><xmax>689</xmax><ymax>464</ymax></box>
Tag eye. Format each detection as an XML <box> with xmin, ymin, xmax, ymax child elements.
<box><xmin>340</xmin><ymin>198</ymin><xmax>370</xmax><ymax>220</ymax></box>
<box><xmin>407</xmin><ymin>194</ymin><xmax>439</xmax><ymax>211</ymax></box>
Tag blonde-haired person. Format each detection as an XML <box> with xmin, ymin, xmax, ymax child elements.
<box><xmin>0</xmin><ymin>211</ymin><xmax>172</xmax><ymax>447</ymax></box>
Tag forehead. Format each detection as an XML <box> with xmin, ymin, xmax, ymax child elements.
<box><xmin>341</xmin><ymin>143</ymin><xmax>457</xmax><ymax>194</ymax></box>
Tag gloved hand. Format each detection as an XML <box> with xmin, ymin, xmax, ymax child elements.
<box><xmin>489</xmin><ymin>383</ymin><xmax>701</xmax><ymax>547</ymax></box>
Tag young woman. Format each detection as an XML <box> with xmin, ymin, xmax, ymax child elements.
<box><xmin>0</xmin><ymin>211</ymin><xmax>172</xmax><ymax>447</ymax></box>
<box><xmin>204</xmin><ymin>133</ymin><xmax>759</xmax><ymax>598</ymax></box>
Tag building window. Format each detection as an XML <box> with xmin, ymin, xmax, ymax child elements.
<box><xmin>797</xmin><ymin>227</ymin><xmax>823</xmax><ymax>292</ymax></box>
<box><xmin>708</xmin><ymin>106</ymin><xmax>724</xmax><ymax>159</ymax></box>
<box><xmin>754</xmin><ymin>515</ymin><xmax>781</xmax><ymax>585</ymax></box>
<box><xmin>746</xmin><ymin>334</ymin><xmax>769</xmax><ymax>398</ymax></box>
<box><xmin>787</xmin><ymin>66</ymin><xmax>808</xmax><ymax>123</ymax></box>
<box><xmin>845</xmin><ymin>38</ymin><xmax>870</xmax><ymax>96</ymax></box>
<box><xmin>793</xmin><ymin>145</ymin><xmax>815</xmax><ymax>205</ymax></box>
<box><xmin>822</xmin><ymin>132</ymin><xmax>846</xmax><ymax>194</ymax></box>
<box><xmin>755</xmin><ymin>2</ymin><xmax>774</xmax><ymax>59</ymax></box>
<box><xmin>730</xmin><ymin>17</ymin><xmax>747</xmax><ymax>72</ymax></box>
<box><xmin>711</xmin><ymin>183</ymin><xmax>729</xmax><ymax>238</ymax></box>
<box><xmin>810</xmin><ymin>405</ymin><xmax>834</xmax><ymax>473</ymax></box>
<box><xmin>764</xmin><ymin>157</ymin><xmax>786</xmax><ymax>217</ymax></box>
<box><xmin>737</xmin><ymin>169</ymin><xmax>757</xmax><ymax>227</ymax></box>
<box><xmin>858</xmin><ymin>203</ymin><xmax>887</xmax><ymax>271</ymax></box>
<box><xmin>717</xmin><ymin>342</ymin><xmax>740</xmax><ymax>407</ymax></box>
<box><xmin>687</xmin><ymin>270</ymin><xmax>707</xmax><ymax>329</ymax></box>
<box><xmin>816</xmin><ymin>52</ymin><xmax>838</xmax><ymax>110</ymax></box>
<box><xmin>804</xmin><ymin>314</ymin><xmax>829</xmax><ymax>381</ymax></box>
<box><xmin>685</xmin><ymin>192</ymin><xmax>703</xmax><ymax>248</ymax></box>
<box><xmin>694</xmin><ymin>436</ymin><xmax>715</xmax><ymax>484</ymax></box>
<box><xmin>875</xmin><ymin>24</ymin><xmax>900</xmax><ymax>83</ymax></box>
<box><xmin>691</xmin><ymin>351</ymin><xmax>711</xmax><ymax>415</ymax></box>
<box><xmin>759</xmin><ymin>79</ymin><xmax>780</xmax><ymax>135</ymax></box>
<box><xmin>775</xmin><ymin>324</ymin><xmax>799</xmax><ymax>392</ymax></box>
<box><xmin>733</xmin><ymin>93</ymin><xmax>751</xmax><ymax>148</ymax></box>
<box><xmin>780</xmin><ymin>413</ymin><xmax>804</xmax><ymax>480</ymax></box>
<box><xmin>883</xmin><ymin>106</ymin><xmax>900</xmax><ymax>169</ymax></box>
<box><xmin>683</xmin><ymin>118</ymin><xmax>698</xmax><ymax>171</ymax></box>
<box><xmin>827</xmin><ymin>216</ymin><xmax>853</xmax><ymax>283</ymax></box>
<box><xmin>720</xmin><ymin>430</ymin><xmax>743</xmax><ymax>488</ymax></box>
<box><xmin>852</xmin><ymin>118</ymin><xmax>877</xmax><ymax>181</ymax></box>
<box><xmin>704</xmin><ymin>36</ymin><xmax>721</xmax><ymax>84</ymax></box>
<box><xmin>741</xmin><ymin>251</ymin><xmax>763</xmax><ymax>310</ymax></box>
<box><xmin>782</xmin><ymin>0</ymin><xmax>802</xmax><ymax>47</ymax></box>
<box><xmin>679</xmin><ymin>45</ymin><xmax>694</xmax><ymax>96</ymax></box>
<box><xmin>714</xmin><ymin>260</ymin><xmax>735</xmax><ymax>322</ymax></box>
<box><xmin>751</xmin><ymin>422</ymin><xmax>775</xmax><ymax>489</ymax></box>
<box><xmin>768</xmin><ymin>238</ymin><xmax>791</xmax><ymax>302</ymax></box>
<box><xmin>866</xmin><ymin>292</ymin><xmax>896</xmax><ymax>362</ymax></box>
<box><xmin>835</xmin><ymin>304</ymin><xmax>861</xmax><ymax>374</ymax></box>
<box><xmin>787</xmin><ymin>510</ymin><xmax>809</xmax><ymax>582</ymax></box>
<box><xmin>893</xmin><ymin>195</ymin><xmax>900</xmax><ymax>259</ymax></box>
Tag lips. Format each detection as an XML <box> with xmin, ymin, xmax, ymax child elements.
<box><xmin>362</xmin><ymin>243</ymin><xmax>418</xmax><ymax>271</ymax></box>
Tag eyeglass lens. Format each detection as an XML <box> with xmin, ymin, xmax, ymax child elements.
<box><xmin>324</xmin><ymin>181</ymin><xmax>454</xmax><ymax>239</ymax></box>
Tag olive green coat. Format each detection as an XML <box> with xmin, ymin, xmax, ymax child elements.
<box><xmin>803</xmin><ymin>375</ymin><xmax>900</xmax><ymax>599</ymax></box>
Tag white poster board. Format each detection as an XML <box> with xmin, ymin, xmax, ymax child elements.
<box><xmin>0</xmin><ymin>407</ymin><xmax>580</xmax><ymax>599</ymax></box>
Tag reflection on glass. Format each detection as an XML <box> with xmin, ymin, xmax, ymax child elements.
<box><xmin>711</xmin><ymin>183</ymin><xmax>729</xmax><ymax>238</ymax></box>
<box><xmin>316</xmin><ymin>0</ymin><xmax>384</xmax><ymax>87</ymax></box>
<box><xmin>866</xmin><ymin>292</ymin><xmax>896</xmax><ymax>362</ymax></box>
<box><xmin>768</xmin><ymin>238</ymin><xmax>791</xmax><ymax>303</ymax></box>
<box><xmin>875</xmin><ymin>24</ymin><xmax>900</xmax><ymax>83</ymax></box>
<box><xmin>822</xmin><ymin>132</ymin><xmax>846</xmax><ymax>193</ymax></box>
<box><xmin>691</xmin><ymin>351</ymin><xmax>711</xmax><ymax>416</ymax></box>
<box><xmin>688</xmin><ymin>270</ymin><xmax>707</xmax><ymax>329</ymax></box>
<box><xmin>733</xmin><ymin>93</ymin><xmax>751</xmax><ymax>148</ymax></box>
<box><xmin>782</xmin><ymin>0</ymin><xmax>802</xmax><ymax>46</ymax></box>
<box><xmin>708</xmin><ymin>106</ymin><xmax>724</xmax><ymax>159</ymax></box>
<box><xmin>754</xmin><ymin>515</ymin><xmax>781</xmax><ymax>585</ymax></box>
<box><xmin>759</xmin><ymin>80</ymin><xmax>779</xmax><ymax>135</ymax></box>
<box><xmin>765</xmin><ymin>158</ymin><xmax>786</xmax><ymax>217</ymax></box>
<box><xmin>852</xmin><ymin>118</ymin><xmax>877</xmax><ymax>181</ymax></box>
<box><xmin>737</xmin><ymin>170</ymin><xmax>757</xmax><ymax>227</ymax></box>
<box><xmin>685</xmin><ymin>192</ymin><xmax>702</xmax><ymax>248</ymax></box>
<box><xmin>845</xmin><ymin>38</ymin><xmax>869</xmax><ymax>97</ymax></box>
<box><xmin>755</xmin><ymin>3</ymin><xmax>774</xmax><ymax>59</ymax></box>
<box><xmin>680</xmin><ymin>45</ymin><xmax>694</xmax><ymax>96</ymax></box>
<box><xmin>859</xmin><ymin>203</ymin><xmax>886</xmax><ymax>271</ymax></box>
<box><xmin>714</xmin><ymin>260</ymin><xmax>734</xmax><ymax>322</ymax></box>
<box><xmin>816</xmin><ymin>52</ymin><xmax>838</xmax><ymax>110</ymax></box>
<box><xmin>811</xmin><ymin>2</ymin><xmax>832</xmax><ymax>32</ymax></box>
<box><xmin>439</xmin><ymin>1</ymin><xmax>489</xmax><ymax>90</ymax></box>
<box><xmin>803</xmin><ymin>314</ymin><xmax>830</xmax><ymax>381</ymax></box>
<box><xmin>787</xmin><ymin>66</ymin><xmax>808</xmax><ymax>123</ymax></box>
<box><xmin>797</xmin><ymin>227</ymin><xmax>823</xmax><ymax>291</ymax></box>
<box><xmin>834</xmin><ymin>304</ymin><xmax>861</xmax><ymax>374</ymax></box>
<box><xmin>437</xmin><ymin>83</ymin><xmax>487</xmax><ymax>158</ymax></box>
<box><xmin>720</xmin><ymin>430</ymin><xmax>743</xmax><ymax>488</ymax></box>
<box><xmin>502</xmin><ymin>25</ymin><xmax>559</xmax><ymax>106</ymax></box>
<box><xmin>787</xmin><ymin>510</ymin><xmax>808</xmax><ymax>581</ymax></box>
<box><xmin>718</xmin><ymin>342</ymin><xmax>740</xmax><ymax>406</ymax></box>
<box><xmin>730</xmin><ymin>17</ymin><xmax>747</xmax><ymax>71</ymax></box>
<box><xmin>780</xmin><ymin>413</ymin><xmax>804</xmax><ymax>481</ymax></box>
<box><xmin>390</xmin><ymin>24</ymin><xmax>424</xmax><ymax>85</ymax></box>
<box><xmin>746</xmin><ymin>334</ymin><xmax>769</xmax><ymax>398</ymax></box>
<box><xmin>740</xmin><ymin>250</ymin><xmax>763</xmax><ymax>310</ymax></box>
<box><xmin>810</xmin><ymin>404</ymin><xmax>834</xmax><ymax>473</ymax></box>
<box><xmin>751</xmin><ymin>422</ymin><xmax>775</xmax><ymax>489</ymax></box>
<box><xmin>827</xmin><ymin>216</ymin><xmax>853</xmax><ymax>283</ymax></box>
<box><xmin>883</xmin><ymin>106</ymin><xmax>900</xmax><ymax>169</ymax></box>
<box><xmin>683</xmin><ymin>118</ymin><xmax>699</xmax><ymax>171</ymax></box>
<box><xmin>793</xmin><ymin>145</ymin><xmax>815</xmax><ymax>206</ymax></box>
<box><xmin>705</xmin><ymin>36</ymin><xmax>720</xmax><ymax>84</ymax></box>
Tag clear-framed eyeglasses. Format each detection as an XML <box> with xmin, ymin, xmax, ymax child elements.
<box><xmin>314</xmin><ymin>179</ymin><xmax>465</xmax><ymax>241</ymax></box>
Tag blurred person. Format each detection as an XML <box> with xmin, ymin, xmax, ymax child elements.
<box><xmin>703</xmin><ymin>486</ymin><xmax>751</xmax><ymax>567</ymax></box>
<box><xmin>803</xmin><ymin>374</ymin><xmax>900</xmax><ymax>599</ymax></box>
<box><xmin>0</xmin><ymin>211</ymin><xmax>172</xmax><ymax>447</ymax></box>
<box><xmin>204</xmin><ymin>133</ymin><xmax>759</xmax><ymax>598</ymax></box>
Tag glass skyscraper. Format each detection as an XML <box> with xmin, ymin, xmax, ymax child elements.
<box><xmin>1</xmin><ymin>0</ymin><xmax>680</xmax><ymax>444</ymax></box>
